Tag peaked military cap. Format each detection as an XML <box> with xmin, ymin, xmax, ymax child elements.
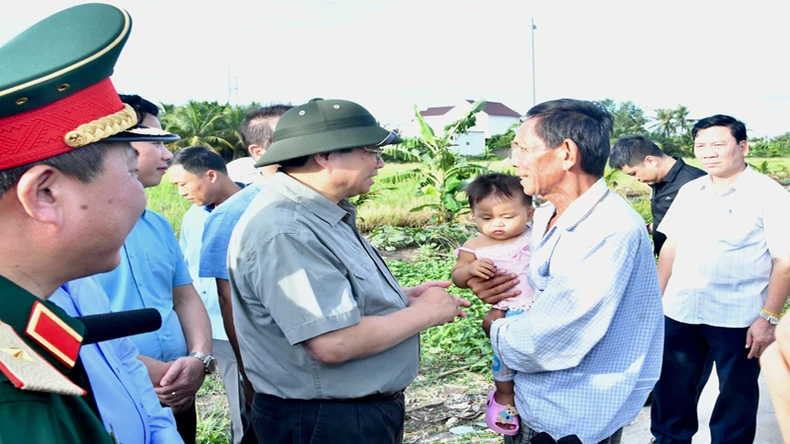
<box><xmin>256</xmin><ymin>98</ymin><xmax>402</xmax><ymax>167</ymax></box>
<box><xmin>0</xmin><ymin>3</ymin><xmax>179</xmax><ymax>171</ymax></box>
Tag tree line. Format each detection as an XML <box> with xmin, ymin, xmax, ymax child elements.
<box><xmin>158</xmin><ymin>99</ymin><xmax>790</xmax><ymax>161</ymax></box>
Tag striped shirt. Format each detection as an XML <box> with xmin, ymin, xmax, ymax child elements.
<box><xmin>489</xmin><ymin>179</ymin><xmax>664</xmax><ymax>443</ymax></box>
<box><xmin>658</xmin><ymin>167</ymin><xmax>790</xmax><ymax>327</ymax></box>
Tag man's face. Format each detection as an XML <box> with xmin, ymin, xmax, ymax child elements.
<box><xmin>620</xmin><ymin>158</ymin><xmax>662</xmax><ymax>185</ymax></box>
<box><xmin>132</xmin><ymin>114</ymin><xmax>173</xmax><ymax>188</ymax></box>
<box><xmin>70</xmin><ymin>145</ymin><xmax>146</xmax><ymax>273</ymax></box>
<box><xmin>168</xmin><ymin>164</ymin><xmax>214</xmax><ymax>206</ymax></box>
<box><xmin>329</xmin><ymin>147</ymin><xmax>385</xmax><ymax>200</ymax></box>
<box><xmin>510</xmin><ymin>118</ymin><xmax>563</xmax><ymax>197</ymax></box>
<box><xmin>694</xmin><ymin>126</ymin><xmax>747</xmax><ymax>180</ymax></box>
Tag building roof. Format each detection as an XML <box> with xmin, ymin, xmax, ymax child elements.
<box><xmin>418</xmin><ymin>101</ymin><xmax>521</xmax><ymax>118</ymax></box>
<box><xmin>419</xmin><ymin>106</ymin><xmax>455</xmax><ymax>117</ymax></box>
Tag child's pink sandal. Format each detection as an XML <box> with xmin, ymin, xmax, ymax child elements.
<box><xmin>485</xmin><ymin>390</ymin><xmax>520</xmax><ymax>435</ymax></box>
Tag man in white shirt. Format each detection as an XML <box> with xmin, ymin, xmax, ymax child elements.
<box><xmin>651</xmin><ymin>114</ymin><xmax>790</xmax><ymax>444</ymax></box>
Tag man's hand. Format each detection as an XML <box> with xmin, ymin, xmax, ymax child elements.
<box><xmin>761</xmin><ymin>315</ymin><xmax>790</xmax><ymax>442</ymax></box>
<box><xmin>142</xmin><ymin>357</ymin><xmax>173</xmax><ymax>388</ymax></box>
<box><xmin>242</xmin><ymin>375</ymin><xmax>255</xmax><ymax>407</ymax></box>
<box><xmin>409</xmin><ymin>287</ymin><xmax>470</xmax><ymax>326</ymax></box>
<box><xmin>467</xmin><ymin>269</ymin><xmax>521</xmax><ymax>305</ymax></box>
<box><xmin>746</xmin><ymin>317</ymin><xmax>777</xmax><ymax>359</ymax></box>
<box><xmin>404</xmin><ymin>281</ymin><xmax>452</xmax><ymax>298</ymax></box>
<box><xmin>468</xmin><ymin>259</ymin><xmax>497</xmax><ymax>279</ymax></box>
<box><xmin>155</xmin><ymin>356</ymin><xmax>206</xmax><ymax>406</ymax></box>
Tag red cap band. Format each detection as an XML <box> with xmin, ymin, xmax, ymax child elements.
<box><xmin>0</xmin><ymin>78</ymin><xmax>124</xmax><ymax>170</ymax></box>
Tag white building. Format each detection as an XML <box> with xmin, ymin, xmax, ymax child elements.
<box><xmin>408</xmin><ymin>100</ymin><xmax>521</xmax><ymax>156</ymax></box>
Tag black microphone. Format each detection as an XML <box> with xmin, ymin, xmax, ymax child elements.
<box><xmin>76</xmin><ymin>308</ymin><xmax>162</xmax><ymax>344</ymax></box>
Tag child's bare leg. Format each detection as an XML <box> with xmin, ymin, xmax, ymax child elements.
<box><xmin>493</xmin><ymin>380</ymin><xmax>517</xmax><ymax>430</ymax></box>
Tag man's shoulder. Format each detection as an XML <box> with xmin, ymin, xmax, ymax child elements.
<box><xmin>139</xmin><ymin>209</ymin><xmax>176</xmax><ymax>234</ymax></box>
<box><xmin>207</xmin><ymin>183</ymin><xmax>264</xmax><ymax>223</ymax></box>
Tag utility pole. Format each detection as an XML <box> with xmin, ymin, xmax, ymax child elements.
<box><xmin>531</xmin><ymin>17</ymin><xmax>537</xmax><ymax>107</ymax></box>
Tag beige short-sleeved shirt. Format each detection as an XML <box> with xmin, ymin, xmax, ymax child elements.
<box><xmin>228</xmin><ymin>172</ymin><xmax>418</xmax><ymax>399</ymax></box>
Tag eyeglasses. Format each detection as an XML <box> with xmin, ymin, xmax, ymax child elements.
<box><xmin>362</xmin><ymin>146</ymin><xmax>385</xmax><ymax>161</ymax></box>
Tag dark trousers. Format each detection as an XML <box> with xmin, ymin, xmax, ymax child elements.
<box><xmin>171</xmin><ymin>399</ymin><xmax>197</xmax><ymax>444</ymax></box>
<box><xmin>252</xmin><ymin>392</ymin><xmax>405</xmax><ymax>444</ymax></box>
<box><xmin>651</xmin><ymin>317</ymin><xmax>761</xmax><ymax>444</ymax></box>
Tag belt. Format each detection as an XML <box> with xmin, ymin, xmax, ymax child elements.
<box><xmin>353</xmin><ymin>389</ymin><xmax>405</xmax><ymax>402</ymax></box>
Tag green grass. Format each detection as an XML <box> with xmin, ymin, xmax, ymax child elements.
<box><xmin>145</xmin><ymin>178</ymin><xmax>191</xmax><ymax>236</ymax></box>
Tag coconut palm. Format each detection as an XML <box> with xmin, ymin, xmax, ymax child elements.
<box><xmin>161</xmin><ymin>101</ymin><xmax>234</xmax><ymax>155</ymax></box>
<box><xmin>650</xmin><ymin>108</ymin><xmax>677</xmax><ymax>139</ymax></box>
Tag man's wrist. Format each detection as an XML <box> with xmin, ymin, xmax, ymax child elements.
<box><xmin>759</xmin><ymin>309</ymin><xmax>781</xmax><ymax>326</ymax></box>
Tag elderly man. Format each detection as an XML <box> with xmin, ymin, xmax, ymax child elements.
<box><xmin>469</xmin><ymin>99</ymin><xmax>663</xmax><ymax>443</ymax></box>
<box><xmin>651</xmin><ymin>115</ymin><xmax>790</xmax><ymax>444</ymax></box>
<box><xmin>0</xmin><ymin>4</ymin><xmax>177</xmax><ymax>442</ymax></box>
<box><xmin>228</xmin><ymin>98</ymin><xmax>469</xmax><ymax>443</ymax></box>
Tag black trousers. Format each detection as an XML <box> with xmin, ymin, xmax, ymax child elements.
<box><xmin>651</xmin><ymin>317</ymin><xmax>761</xmax><ymax>444</ymax></box>
<box><xmin>170</xmin><ymin>398</ymin><xmax>197</xmax><ymax>444</ymax></box>
<box><xmin>252</xmin><ymin>392</ymin><xmax>405</xmax><ymax>444</ymax></box>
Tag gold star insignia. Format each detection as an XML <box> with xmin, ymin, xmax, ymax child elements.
<box><xmin>0</xmin><ymin>347</ymin><xmax>34</xmax><ymax>363</ymax></box>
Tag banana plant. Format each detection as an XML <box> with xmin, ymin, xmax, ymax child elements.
<box><xmin>380</xmin><ymin>100</ymin><xmax>490</xmax><ymax>223</ymax></box>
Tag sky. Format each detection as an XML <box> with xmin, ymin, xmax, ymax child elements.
<box><xmin>2</xmin><ymin>0</ymin><xmax>789</xmax><ymax>137</ymax></box>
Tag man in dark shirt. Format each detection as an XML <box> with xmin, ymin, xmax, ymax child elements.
<box><xmin>610</xmin><ymin>135</ymin><xmax>706</xmax><ymax>256</ymax></box>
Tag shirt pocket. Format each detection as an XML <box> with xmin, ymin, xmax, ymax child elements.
<box><xmin>147</xmin><ymin>252</ymin><xmax>177</xmax><ymax>290</ymax></box>
<box><xmin>718</xmin><ymin>210</ymin><xmax>761</xmax><ymax>248</ymax></box>
<box><xmin>349</xmin><ymin>261</ymin><xmax>403</xmax><ymax>316</ymax></box>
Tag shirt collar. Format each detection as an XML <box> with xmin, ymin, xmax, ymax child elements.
<box><xmin>698</xmin><ymin>164</ymin><xmax>753</xmax><ymax>193</ymax></box>
<box><xmin>554</xmin><ymin>178</ymin><xmax>609</xmax><ymax>231</ymax></box>
<box><xmin>660</xmin><ymin>156</ymin><xmax>686</xmax><ymax>184</ymax></box>
<box><xmin>271</xmin><ymin>172</ymin><xmax>348</xmax><ymax>226</ymax></box>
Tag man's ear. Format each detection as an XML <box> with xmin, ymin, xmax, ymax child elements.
<box><xmin>559</xmin><ymin>138</ymin><xmax>580</xmax><ymax>172</ymax></box>
<box><xmin>206</xmin><ymin>170</ymin><xmax>219</xmax><ymax>183</ymax></box>
<box><xmin>15</xmin><ymin>165</ymin><xmax>64</xmax><ymax>226</ymax></box>
<box><xmin>248</xmin><ymin>144</ymin><xmax>264</xmax><ymax>159</ymax></box>
<box><xmin>644</xmin><ymin>155</ymin><xmax>659</xmax><ymax>167</ymax></box>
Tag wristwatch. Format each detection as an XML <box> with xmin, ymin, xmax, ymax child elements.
<box><xmin>188</xmin><ymin>352</ymin><xmax>217</xmax><ymax>374</ymax></box>
<box><xmin>759</xmin><ymin>310</ymin><xmax>780</xmax><ymax>326</ymax></box>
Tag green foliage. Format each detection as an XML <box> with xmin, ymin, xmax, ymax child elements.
<box><xmin>196</xmin><ymin>403</ymin><xmax>232</xmax><ymax>444</ymax></box>
<box><xmin>485</xmin><ymin>122</ymin><xmax>519</xmax><ymax>158</ymax></box>
<box><xmin>368</xmin><ymin>223</ymin><xmax>478</xmax><ymax>251</ymax></box>
<box><xmin>749</xmin><ymin>132</ymin><xmax>790</xmax><ymax>158</ymax></box>
<box><xmin>599</xmin><ymin>99</ymin><xmax>649</xmax><ymax>139</ymax></box>
<box><xmin>630</xmin><ymin>199</ymin><xmax>653</xmax><ymax>224</ymax></box>
<box><xmin>388</xmin><ymin>254</ymin><xmax>492</xmax><ymax>372</ymax></box>
<box><xmin>380</xmin><ymin>101</ymin><xmax>491</xmax><ymax>223</ymax></box>
<box><xmin>160</xmin><ymin>101</ymin><xmax>262</xmax><ymax>161</ymax></box>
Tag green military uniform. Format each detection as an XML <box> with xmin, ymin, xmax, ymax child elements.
<box><xmin>0</xmin><ymin>276</ymin><xmax>113</xmax><ymax>443</ymax></box>
<box><xmin>0</xmin><ymin>4</ymin><xmax>179</xmax><ymax>442</ymax></box>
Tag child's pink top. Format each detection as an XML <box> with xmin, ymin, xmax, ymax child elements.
<box><xmin>455</xmin><ymin>225</ymin><xmax>535</xmax><ymax>311</ymax></box>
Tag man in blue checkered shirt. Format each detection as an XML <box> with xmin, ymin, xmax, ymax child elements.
<box><xmin>469</xmin><ymin>99</ymin><xmax>664</xmax><ymax>443</ymax></box>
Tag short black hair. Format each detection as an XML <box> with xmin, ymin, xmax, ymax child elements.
<box><xmin>692</xmin><ymin>114</ymin><xmax>747</xmax><ymax>143</ymax></box>
<box><xmin>119</xmin><ymin>94</ymin><xmax>160</xmax><ymax>124</ymax></box>
<box><xmin>171</xmin><ymin>146</ymin><xmax>227</xmax><ymax>176</ymax></box>
<box><xmin>465</xmin><ymin>173</ymin><xmax>532</xmax><ymax>210</ymax></box>
<box><xmin>526</xmin><ymin>99</ymin><xmax>614</xmax><ymax>177</ymax></box>
<box><xmin>0</xmin><ymin>141</ymin><xmax>128</xmax><ymax>198</ymax></box>
<box><xmin>239</xmin><ymin>104</ymin><xmax>293</xmax><ymax>150</ymax></box>
<box><xmin>609</xmin><ymin>135</ymin><xmax>667</xmax><ymax>170</ymax></box>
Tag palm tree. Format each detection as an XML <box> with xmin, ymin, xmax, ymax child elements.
<box><xmin>673</xmin><ymin>105</ymin><xmax>694</xmax><ymax>145</ymax></box>
<box><xmin>161</xmin><ymin>101</ymin><xmax>235</xmax><ymax>155</ymax></box>
<box><xmin>651</xmin><ymin>108</ymin><xmax>677</xmax><ymax>139</ymax></box>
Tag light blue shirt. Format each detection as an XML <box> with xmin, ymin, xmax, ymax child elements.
<box><xmin>179</xmin><ymin>204</ymin><xmax>225</xmax><ymax>341</ymax></box>
<box><xmin>199</xmin><ymin>182</ymin><xmax>262</xmax><ymax>280</ymax></box>
<box><xmin>49</xmin><ymin>277</ymin><xmax>183</xmax><ymax>444</ymax></box>
<box><xmin>96</xmin><ymin>210</ymin><xmax>193</xmax><ymax>361</ymax></box>
<box><xmin>490</xmin><ymin>179</ymin><xmax>664</xmax><ymax>443</ymax></box>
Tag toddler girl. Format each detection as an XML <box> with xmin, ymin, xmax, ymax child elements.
<box><xmin>452</xmin><ymin>173</ymin><xmax>534</xmax><ymax>436</ymax></box>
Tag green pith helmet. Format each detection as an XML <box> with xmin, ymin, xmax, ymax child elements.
<box><xmin>255</xmin><ymin>98</ymin><xmax>402</xmax><ymax>167</ymax></box>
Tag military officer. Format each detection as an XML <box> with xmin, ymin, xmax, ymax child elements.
<box><xmin>0</xmin><ymin>4</ymin><xmax>179</xmax><ymax>442</ymax></box>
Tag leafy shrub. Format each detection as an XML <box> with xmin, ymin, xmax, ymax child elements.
<box><xmin>388</xmin><ymin>254</ymin><xmax>492</xmax><ymax>373</ymax></box>
<box><xmin>630</xmin><ymin>199</ymin><xmax>653</xmax><ymax>224</ymax></box>
<box><xmin>368</xmin><ymin>223</ymin><xmax>478</xmax><ymax>251</ymax></box>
